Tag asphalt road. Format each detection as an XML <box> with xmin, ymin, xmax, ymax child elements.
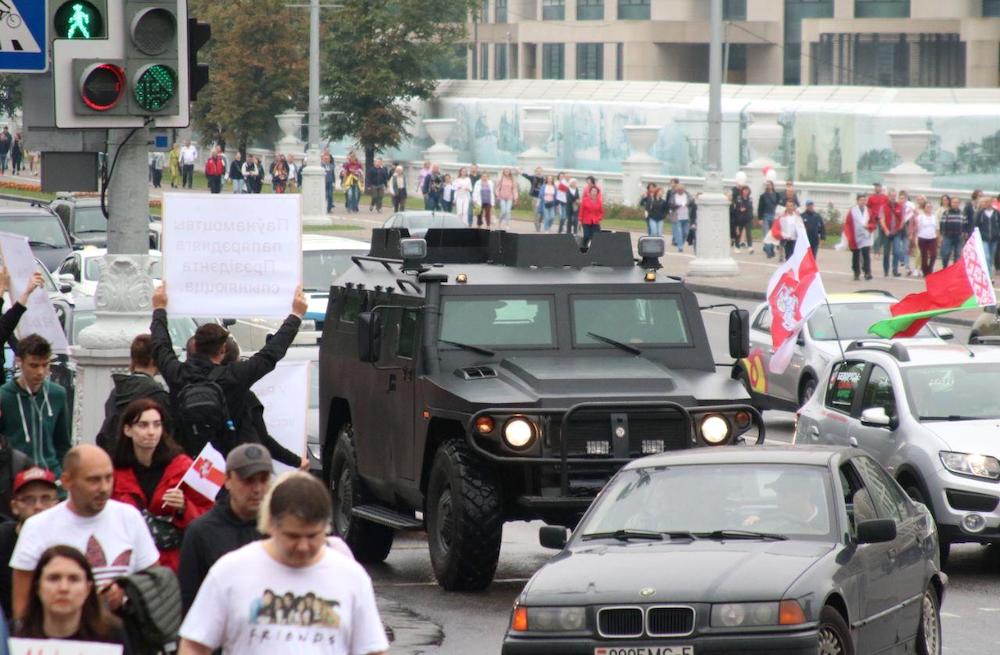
<box><xmin>373</xmin><ymin>292</ymin><xmax>989</xmax><ymax>655</ymax></box>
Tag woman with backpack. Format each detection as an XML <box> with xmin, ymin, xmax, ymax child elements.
<box><xmin>111</xmin><ymin>398</ymin><xmax>212</xmax><ymax>572</ymax></box>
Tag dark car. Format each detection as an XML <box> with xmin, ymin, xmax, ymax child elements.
<box><xmin>49</xmin><ymin>195</ymin><xmax>109</xmax><ymax>248</ymax></box>
<box><xmin>320</xmin><ymin>229</ymin><xmax>761</xmax><ymax>591</ymax></box>
<box><xmin>0</xmin><ymin>206</ymin><xmax>73</xmax><ymax>272</ymax></box>
<box><xmin>382</xmin><ymin>210</ymin><xmax>467</xmax><ymax>237</ymax></box>
<box><xmin>503</xmin><ymin>446</ymin><xmax>944</xmax><ymax>655</ymax></box>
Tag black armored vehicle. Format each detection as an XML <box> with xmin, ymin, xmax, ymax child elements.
<box><xmin>319</xmin><ymin>228</ymin><xmax>762</xmax><ymax>590</ymax></box>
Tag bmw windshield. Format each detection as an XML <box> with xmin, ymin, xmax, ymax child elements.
<box><xmin>808</xmin><ymin>301</ymin><xmax>935</xmax><ymax>341</ymax></box>
<box><xmin>578</xmin><ymin>464</ymin><xmax>836</xmax><ymax>541</ymax></box>
<box><xmin>904</xmin><ymin>364</ymin><xmax>1000</xmax><ymax>420</ymax></box>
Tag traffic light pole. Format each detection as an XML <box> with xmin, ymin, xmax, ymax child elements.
<box><xmin>74</xmin><ymin>126</ymin><xmax>157</xmax><ymax>442</ymax></box>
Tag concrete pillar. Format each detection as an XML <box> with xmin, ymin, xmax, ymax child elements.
<box><xmin>301</xmin><ymin>148</ymin><xmax>329</xmax><ymax>227</ymax></box>
<box><xmin>833</xmin><ymin>0</ymin><xmax>854</xmax><ymax>18</ymax></box>
<box><xmin>603</xmin><ymin>43</ymin><xmax>617</xmax><ymax>80</ymax></box>
<box><xmin>621</xmin><ymin>126</ymin><xmax>663</xmax><ymax>206</ymax></box>
<box><xmin>966</xmin><ymin>40</ymin><xmax>1000</xmax><ymax>87</ymax></box>
<box><xmin>565</xmin><ymin>43</ymin><xmax>577</xmax><ymax>80</ymax></box>
<box><xmin>687</xmin><ymin>172</ymin><xmax>739</xmax><ymax>277</ymax></box>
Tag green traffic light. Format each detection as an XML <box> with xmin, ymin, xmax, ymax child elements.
<box><xmin>54</xmin><ymin>0</ymin><xmax>104</xmax><ymax>39</ymax></box>
<box><xmin>134</xmin><ymin>64</ymin><xmax>177</xmax><ymax>112</ymax></box>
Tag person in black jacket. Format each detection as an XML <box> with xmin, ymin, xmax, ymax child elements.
<box><xmin>800</xmin><ymin>200</ymin><xmax>826</xmax><ymax>258</ymax></box>
<box><xmin>149</xmin><ymin>283</ymin><xmax>307</xmax><ymax>459</ymax></box>
<box><xmin>964</xmin><ymin>190</ymin><xmax>981</xmax><ymax>236</ymax></box>
<box><xmin>520</xmin><ymin>166</ymin><xmax>545</xmax><ymax>231</ymax></box>
<box><xmin>421</xmin><ymin>164</ymin><xmax>444</xmax><ymax>211</ymax></box>
<box><xmin>973</xmin><ymin>195</ymin><xmax>1000</xmax><ymax>277</ymax></box>
<box><xmin>177</xmin><ymin>444</ymin><xmax>271</xmax><ymax>611</ymax></box>
<box><xmin>732</xmin><ymin>186</ymin><xmax>754</xmax><ymax>253</ymax></box>
<box><xmin>0</xmin><ymin>436</ymin><xmax>36</xmax><ymax>522</ymax></box>
<box><xmin>0</xmin><ymin>271</ymin><xmax>44</xmax><ymax>382</ymax></box>
<box><xmin>95</xmin><ymin>334</ymin><xmax>171</xmax><ymax>455</ymax></box>
<box><xmin>366</xmin><ymin>157</ymin><xmax>391</xmax><ymax>213</ymax></box>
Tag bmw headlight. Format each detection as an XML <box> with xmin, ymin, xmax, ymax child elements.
<box><xmin>711</xmin><ymin>600</ymin><xmax>805</xmax><ymax>627</ymax></box>
<box><xmin>510</xmin><ymin>606</ymin><xmax>587</xmax><ymax>632</ymax></box>
<box><xmin>503</xmin><ymin>417</ymin><xmax>537</xmax><ymax>450</ymax></box>
<box><xmin>700</xmin><ymin>415</ymin><xmax>731</xmax><ymax>445</ymax></box>
<box><xmin>940</xmin><ymin>451</ymin><xmax>1000</xmax><ymax>480</ymax></box>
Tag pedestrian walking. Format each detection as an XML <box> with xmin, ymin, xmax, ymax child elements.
<box><xmin>639</xmin><ymin>183</ymin><xmax>657</xmax><ymax>236</ymax></box>
<box><xmin>555</xmin><ymin>172</ymin><xmax>569</xmax><ymax>230</ymax></box>
<box><xmin>732</xmin><ymin>186</ymin><xmax>754</xmax><ymax>253</ymax></box>
<box><xmin>272</xmin><ymin>155</ymin><xmax>289</xmax><ymax>194</ymax></box>
<box><xmin>540</xmin><ymin>176</ymin><xmax>557</xmax><ymax>232</ymax></box>
<box><xmin>441</xmin><ymin>174</ymin><xmax>455</xmax><ymax>212</ymax></box>
<box><xmin>11</xmin><ymin>133</ymin><xmax>23</xmax><ymax>175</ymax></box>
<box><xmin>111</xmin><ymin>398</ymin><xmax>212</xmax><ymax>572</ymax></box>
<box><xmin>940</xmin><ymin>196</ymin><xmax>966</xmax><ymax>268</ymax></box>
<box><xmin>778</xmin><ymin>180</ymin><xmax>800</xmax><ymax>208</ymax></box>
<box><xmin>520</xmin><ymin>167</ymin><xmax>545</xmax><ymax>231</ymax></box>
<box><xmin>670</xmin><ymin>183</ymin><xmax>692</xmax><ymax>252</ymax></box>
<box><xmin>645</xmin><ymin>186</ymin><xmax>669</xmax><ymax>238</ymax></box>
<box><xmin>473</xmin><ymin>171</ymin><xmax>495</xmax><ymax>228</ymax></box>
<box><xmin>973</xmin><ymin>195</ymin><xmax>1000</xmax><ymax>277</ymax></box>
<box><xmin>565</xmin><ymin>178</ymin><xmax>581</xmax><ymax>235</ymax></box>
<box><xmin>495</xmin><ymin>168</ymin><xmax>518</xmax><ymax>230</ymax></box>
<box><xmin>418</xmin><ymin>161</ymin><xmax>432</xmax><ymax>209</ymax></box>
<box><xmin>0</xmin><ymin>468</ymin><xmax>59</xmax><ymax>619</ymax></box>
<box><xmin>229</xmin><ymin>152</ymin><xmax>246</xmax><ymax>193</ymax></box>
<box><xmin>150</xmin><ymin>150</ymin><xmax>164</xmax><ymax>188</ymax></box>
<box><xmin>168</xmin><ymin>143</ymin><xmax>181</xmax><ymax>188</ymax></box>
<box><xmin>916</xmin><ymin>199</ymin><xmax>939</xmax><ymax>277</ymax></box>
<box><xmin>844</xmin><ymin>194</ymin><xmax>874</xmax><ymax>281</ymax></box>
<box><xmin>0</xmin><ymin>126</ymin><xmax>11</xmax><ymax>174</ymax></box>
<box><xmin>421</xmin><ymin>164</ymin><xmax>444</xmax><ymax>212</ymax></box>
<box><xmin>964</xmin><ymin>190</ymin><xmax>982</xmax><ymax>236</ymax></box>
<box><xmin>367</xmin><ymin>158</ymin><xmax>390</xmax><ymax>213</ymax></box>
<box><xmin>800</xmin><ymin>200</ymin><xmax>826</xmax><ymax>259</ymax></box>
<box><xmin>204</xmin><ymin>149</ymin><xmax>225</xmax><ymax>194</ymax></box>
<box><xmin>579</xmin><ymin>186</ymin><xmax>604</xmax><ymax>248</ymax></box>
<box><xmin>178</xmin><ymin>472</ymin><xmax>389</xmax><ymax>655</ymax></box>
<box><xmin>389</xmin><ymin>165</ymin><xmax>407</xmax><ymax>213</ymax></box>
<box><xmin>321</xmin><ymin>153</ymin><xmax>336</xmax><ymax>211</ymax></box>
<box><xmin>757</xmin><ymin>180</ymin><xmax>780</xmax><ymax>258</ymax></box>
<box><xmin>243</xmin><ymin>155</ymin><xmax>262</xmax><ymax>195</ymax></box>
<box><xmin>867</xmin><ymin>182</ymin><xmax>891</xmax><ymax>261</ymax></box>
<box><xmin>776</xmin><ymin>200</ymin><xmax>803</xmax><ymax>260</ymax></box>
<box><xmin>180</xmin><ymin>140</ymin><xmax>198</xmax><ymax>189</ymax></box>
<box><xmin>468</xmin><ymin>165</ymin><xmax>481</xmax><ymax>226</ymax></box>
<box><xmin>453</xmin><ymin>168</ymin><xmax>473</xmax><ymax>225</ymax></box>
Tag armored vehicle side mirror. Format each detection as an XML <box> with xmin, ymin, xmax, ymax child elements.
<box><xmin>222</xmin><ymin>318</ymin><xmax>237</xmax><ymax>327</ymax></box>
<box><xmin>539</xmin><ymin>526</ymin><xmax>568</xmax><ymax>550</ymax></box>
<box><xmin>856</xmin><ymin>518</ymin><xmax>896</xmax><ymax>545</ymax></box>
<box><xmin>358</xmin><ymin>311</ymin><xmax>382</xmax><ymax>363</ymax></box>
<box><xmin>729</xmin><ymin>309</ymin><xmax>750</xmax><ymax>360</ymax></box>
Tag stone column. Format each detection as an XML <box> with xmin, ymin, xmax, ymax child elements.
<box><xmin>72</xmin><ymin>128</ymin><xmax>156</xmax><ymax>443</ymax></box>
<box><xmin>516</xmin><ymin>106</ymin><xmax>555</xmax><ymax>175</ymax></box>
<box><xmin>300</xmin><ymin>147</ymin><xmax>329</xmax><ymax>226</ymax></box>
<box><xmin>883</xmin><ymin>130</ymin><xmax>933</xmax><ymax>192</ymax></box>
<box><xmin>687</xmin><ymin>171</ymin><xmax>739</xmax><ymax>277</ymax></box>
<box><xmin>620</xmin><ymin>125</ymin><xmax>663</xmax><ymax>206</ymax></box>
<box><xmin>422</xmin><ymin>118</ymin><xmax>459</xmax><ymax>163</ymax></box>
<box><xmin>741</xmin><ymin>109</ymin><xmax>786</xmax><ymax>192</ymax></box>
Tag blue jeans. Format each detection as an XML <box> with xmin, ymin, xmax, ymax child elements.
<box><xmin>232</xmin><ymin>179</ymin><xmax>246</xmax><ymax>194</ymax></box>
<box><xmin>346</xmin><ymin>186</ymin><xmax>361</xmax><ymax>212</ymax></box>
<box><xmin>647</xmin><ymin>219</ymin><xmax>663</xmax><ymax>237</ymax></box>
<box><xmin>940</xmin><ymin>235</ymin><xmax>962</xmax><ymax>268</ymax></box>
<box><xmin>671</xmin><ymin>220</ymin><xmax>689</xmax><ymax>250</ymax></box>
<box><xmin>325</xmin><ymin>182</ymin><xmax>334</xmax><ymax>211</ymax></box>
<box><xmin>542</xmin><ymin>204</ymin><xmax>555</xmax><ymax>231</ymax></box>
<box><xmin>582</xmin><ymin>223</ymin><xmax>600</xmax><ymax>248</ymax></box>
<box><xmin>987</xmin><ymin>240</ymin><xmax>999</xmax><ymax>277</ymax></box>
<box><xmin>883</xmin><ymin>232</ymin><xmax>907</xmax><ymax>275</ymax></box>
<box><xmin>498</xmin><ymin>198</ymin><xmax>513</xmax><ymax>227</ymax></box>
<box><xmin>534</xmin><ymin>196</ymin><xmax>544</xmax><ymax>231</ymax></box>
<box><xmin>761</xmin><ymin>213</ymin><xmax>775</xmax><ymax>257</ymax></box>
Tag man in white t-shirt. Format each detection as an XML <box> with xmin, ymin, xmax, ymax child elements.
<box><xmin>179</xmin><ymin>472</ymin><xmax>388</xmax><ymax>655</ymax></box>
<box><xmin>9</xmin><ymin>444</ymin><xmax>159</xmax><ymax>619</ymax></box>
<box><xmin>180</xmin><ymin>140</ymin><xmax>199</xmax><ymax>189</ymax></box>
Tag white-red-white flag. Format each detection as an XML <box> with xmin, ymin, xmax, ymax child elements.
<box><xmin>766</xmin><ymin>223</ymin><xmax>827</xmax><ymax>374</ymax></box>
<box><xmin>180</xmin><ymin>443</ymin><xmax>227</xmax><ymax>501</ymax></box>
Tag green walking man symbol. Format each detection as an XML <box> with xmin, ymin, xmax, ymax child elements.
<box><xmin>67</xmin><ymin>3</ymin><xmax>92</xmax><ymax>39</ymax></box>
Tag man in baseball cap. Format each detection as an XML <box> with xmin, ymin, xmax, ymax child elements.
<box><xmin>0</xmin><ymin>467</ymin><xmax>58</xmax><ymax>619</ymax></box>
<box><xmin>178</xmin><ymin>444</ymin><xmax>273</xmax><ymax>612</ymax></box>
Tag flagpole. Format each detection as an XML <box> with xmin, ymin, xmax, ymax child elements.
<box><xmin>825</xmin><ymin>299</ymin><xmax>847</xmax><ymax>361</ymax></box>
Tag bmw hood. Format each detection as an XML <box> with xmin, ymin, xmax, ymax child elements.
<box><xmin>523</xmin><ymin>540</ymin><xmax>833</xmax><ymax>606</ymax></box>
<box><xmin>919</xmin><ymin>419</ymin><xmax>1000</xmax><ymax>454</ymax></box>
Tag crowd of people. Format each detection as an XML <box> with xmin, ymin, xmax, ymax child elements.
<box><xmin>0</xmin><ymin>281</ymin><xmax>388</xmax><ymax>653</ymax></box>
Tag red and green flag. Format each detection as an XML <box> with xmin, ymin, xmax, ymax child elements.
<box><xmin>869</xmin><ymin>228</ymin><xmax>997</xmax><ymax>339</ymax></box>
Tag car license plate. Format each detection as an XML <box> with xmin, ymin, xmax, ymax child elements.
<box><xmin>595</xmin><ymin>647</ymin><xmax>693</xmax><ymax>655</ymax></box>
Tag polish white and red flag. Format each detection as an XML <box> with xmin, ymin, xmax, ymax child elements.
<box><xmin>766</xmin><ymin>222</ymin><xmax>827</xmax><ymax>374</ymax></box>
<box><xmin>180</xmin><ymin>443</ymin><xmax>227</xmax><ymax>500</ymax></box>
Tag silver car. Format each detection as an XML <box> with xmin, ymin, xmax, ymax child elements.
<box><xmin>737</xmin><ymin>292</ymin><xmax>951</xmax><ymax>410</ymax></box>
<box><xmin>795</xmin><ymin>339</ymin><xmax>1000</xmax><ymax>565</ymax></box>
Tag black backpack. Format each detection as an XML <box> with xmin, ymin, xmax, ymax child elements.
<box><xmin>118</xmin><ymin>566</ymin><xmax>182</xmax><ymax>655</ymax></box>
<box><xmin>176</xmin><ymin>367</ymin><xmax>236</xmax><ymax>456</ymax></box>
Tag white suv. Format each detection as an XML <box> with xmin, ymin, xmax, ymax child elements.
<box><xmin>795</xmin><ymin>339</ymin><xmax>1000</xmax><ymax>564</ymax></box>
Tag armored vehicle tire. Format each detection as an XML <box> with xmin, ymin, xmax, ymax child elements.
<box><xmin>330</xmin><ymin>426</ymin><xmax>395</xmax><ymax>563</ymax></box>
<box><xmin>426</xmin><ymin>439</ymin><xmax>503</xmax><ymax>591</ymax></box>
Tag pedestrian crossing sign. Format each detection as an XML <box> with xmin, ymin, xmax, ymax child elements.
<box><xmin>0</xmin><ymin>0</ymin><xmax>48</xmax><ymax>73</ymax></box>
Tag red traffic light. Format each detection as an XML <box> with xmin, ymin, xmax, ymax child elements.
<box><xmin>80</xmin><ymin>63</ymin><xmax>126</xmax><ymax>111</ymax></box>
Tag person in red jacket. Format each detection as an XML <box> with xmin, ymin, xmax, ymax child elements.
<box><xmin>112</xmin><ymin>398</ymin><xmax>212</xmax><ymax>572</ymax></box>
<box><xmin>204</xmin><ymin>148</ymin><xmax>225</xmax><ymax>194</ymax></box>
<box><xmin>579</xmin><ymin>186</ymin><xmax>604</xmax><ymax>248</ymax></box>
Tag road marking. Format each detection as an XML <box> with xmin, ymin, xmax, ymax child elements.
<box><xmin>976</xmin><ymin>607</ymin><xmax>1000</xmax><ymax>612</ymax></box>
<box><xmin>941</xmin><ymin>612</ymin><xmax>961</xmax><ymax>618</ymax></box>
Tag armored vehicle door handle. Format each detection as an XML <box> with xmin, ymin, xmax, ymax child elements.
<box><xmin>388</xmin><ymin>374</ymin><xmax>397</xmax><ymax>392</ymax></box>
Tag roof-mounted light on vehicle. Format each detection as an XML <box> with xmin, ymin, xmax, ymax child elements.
<box><xmin>400</xmin><ymin>238</ymin><xmax>427</xmax><ymax>260</ymax></box>
<box><xmin>638</xmin><ymin>236</ymin><xmax>665</xmax><ymax>270</ymax></box>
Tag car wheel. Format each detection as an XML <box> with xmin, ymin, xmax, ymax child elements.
<box><xmin>798</xmin><ymin>375</ymin><xmax>817</xmax><ymax>407</ymax></box>
<box><xmin>426</xmin><ymin>439</ymin><xmax>503</xmax><ymax>591</ymax></box>
<box><xmin>817</xmin><ymin>606</ymin><xmax>854</xmax><ymax>655</ymax></box>
<box><xmin>916</xmin><ymin>585</ymin><xmax>942</xmax><ymax>655</ymax></box>
<box><xmin>903</xmin><ymin>483</ymin><xmax>950</xmax><ymax>568</ymax></box>
<box><xmin>329</xmin><ymin>424</ymin><xmax>394</xmax><ymax>563</ymax></box>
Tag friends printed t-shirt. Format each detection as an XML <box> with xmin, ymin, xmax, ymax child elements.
<box><xmin>180</xmin><ymin>541</ymin><xmax>388</xmax><ymax>655</ymax></box>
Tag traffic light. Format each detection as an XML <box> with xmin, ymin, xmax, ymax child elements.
<box><xmin>187</xmin><ymin>18</ymin><xmax>211</xmax><ymax>102</ymax></box>
<box><xmin>51</xmin><ymin>0</ymin><xmax>194</xmax><ymax>128</ymax></box>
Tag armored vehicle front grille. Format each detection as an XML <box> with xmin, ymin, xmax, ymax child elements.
<box><xmin>646</xmin><ymin>606</ymin><xmax>695</xmax><ymax>637</ymax></box>
<box><xmin>597</xmin><ymin>607</ymin><xmax>644</xmax><ymax>638</ymax></box>
<box><xmin>458</xmin><ymin>366</ymin><xmax>498</xmax><ymax>380</ymax></box>
<box><xmin>557</xmin><ymin>411</ymin><xmax>690</xmax><ymax>457</ymax></box>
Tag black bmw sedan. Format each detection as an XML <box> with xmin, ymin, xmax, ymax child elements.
<box><xmin>502</xmin><ymin>446</ymin><xmax>944</xmax><ymax>655</ymax></box>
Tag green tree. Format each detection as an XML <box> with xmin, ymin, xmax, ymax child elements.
<box><xmin>321</xmin><ymin>0</ymin><xmax>475</xmax><ymax>170</ymax></box>
<box><xmin>0</xmin><ymin>75</ymin><xmax>22</xmax><ymax>118</ymax></box>
<box><xmin>188</xmin><ymin>0</ymin><xmax>308</xmax><ymax>153</ymax></box>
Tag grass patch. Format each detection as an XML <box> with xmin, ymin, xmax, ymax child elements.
<box><xmin>305</xmin><ymin>223</ymin><xmax>364</xmax><ymax>232</ymax></box>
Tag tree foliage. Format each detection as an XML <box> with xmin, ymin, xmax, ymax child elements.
<box><xmin>188</xmin><ymin>0</ymin><xmax>308</xmax><ymax>152</ymax></box>
<box><xmin>0</xmin><ymin>75</ymin><xmax>22</xmax><ymax>118</ymax></box>
<box><xmin>321</xmin><ymin>0</ymin><xmax>474</xmax><ymax>169</ymax></box>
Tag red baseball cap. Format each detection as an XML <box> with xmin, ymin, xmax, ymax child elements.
<box><xmin>13</xmin><ymin>467</ymin><xmax>58</xmax><ymax>495</ymax></box>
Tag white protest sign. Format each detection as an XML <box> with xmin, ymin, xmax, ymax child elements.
<box><xmin>161</xmin><ymin>194</ymin><xmax>302</xmax><ymax>318</ymax></box>
<box><xmin>252</xmin><ymin>359</ymin><xmax>309</xmax><ymax>473</ymax></box>
<box><xmin>10</xmin><ymin>637</ymin><xmax>124</xmax><ymax>655</ymax></box>
<box><xmin>0</xmin><ymin>232</ymin><xmax>70</xmax><ymax>354</ymax></box>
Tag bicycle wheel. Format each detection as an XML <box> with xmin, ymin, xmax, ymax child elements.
<box><xmin>6</xmin><ymin>13</ymin><xmax>22</xmax><ymax>29</ymax></box>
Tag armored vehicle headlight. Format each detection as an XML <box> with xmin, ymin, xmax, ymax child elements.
<box><xmin>503</xmin><ymin>417</ymin><xmax>536</xmax><ymax>449</ymax></box>
<box><xmin>700</xmin><ymin>415</ymin><xmax>730</xmax><ymax>445</ymax></box>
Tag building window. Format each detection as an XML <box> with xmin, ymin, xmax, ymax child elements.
<box><xmin>985</xmin><ymin>0</ymin><xmax>1000</xmax><ymax>16</ymax></box>
<box><xmin>496</xmin><ymin>0</ymin><xmax>507</xmax><ymax>22</ymax></box>
<box><xmin>542</xmin><ymin>0</ymin><xmax>565</xmax><ymax>20</ymax></box>
<box><xmin>616</xmin><ymin>43</ymin><xmax>623</xmax><ymax>80</ymax></box>
<box><xmin>784</xmin><ymin>0</ymin><xmax>834</xmax><ymax>85</ymax></box>
<box><xmin>480</xmin><ymin>43</ymin><xmax>489</xmax><ymax>79</ymax></box>
<box><xmin>578</xmin><ymin>0</ymin><xmax>604</xmax><ymax>20</ymax></box>
<box><xmin>723</xmin><ymin>0</ymin><xmax>746</xmax><ymax>20</ymax></box>
<box><xmin>618</xmin><ymin>0</ymin><xmax>650</xmax><ymax>20</ymax></box>
<box><xmin>576</xmin><ymin>43</ymin><xmax>603</xmax><ymax>79</ymax></box>
<box><xmin>495</xmin><ymin>44</ymin><xmax>508</xmax><ymax>79</ymax></box>
<box><xmin>854</xmin><ymin>0</ymin><xmax>909</xmax><ymax>18</ymax></box>
<box><xmin>542</xmin><ymin>43</ymin><xmax>565</xmax><ymax>79</ymax></box>
<box><xmin>481</xmin><ymin>0</ymin><xmax>489</xmax><ymax>21</ymax></box>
